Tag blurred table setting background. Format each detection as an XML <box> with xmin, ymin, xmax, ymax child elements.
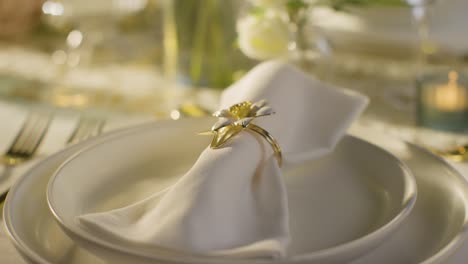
<box><xmin>0</xmin><ymin>0</ymin><xmax>468</xmax><ymax>263</ymax></box>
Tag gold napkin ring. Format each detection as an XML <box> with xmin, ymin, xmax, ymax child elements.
<box><xmin>201</xmin><ymin>100</ymin><xmax>283</xmax><ymax>167</ymax></box>
<box><xmin>245</xmin><ymin>123</ymin><xmax>282</xmax><ymax>167</ymax></box>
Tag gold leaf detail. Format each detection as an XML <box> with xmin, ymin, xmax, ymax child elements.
<box><xmin>210</xmin><ymin>125</ymin><xmax>243</xmax><ymax>148</ymax></box>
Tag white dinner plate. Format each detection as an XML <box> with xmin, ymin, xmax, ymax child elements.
<box><xmin>315</xmin><ymin>0</ymin><xmax>468</xmax><ymax>57</ymax></box>
<box><xmin>4</xmin><ymin>119</ymin><xmax>467</xmax><ymax>264</ymax></box>
<box><xmin>46</xmin><ymin>118</ymin><xmax>415</xmax><ymax>264</ymax></box>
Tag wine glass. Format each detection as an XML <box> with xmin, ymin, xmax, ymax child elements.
<box><xmin>41</xmin><ymin>0</ymin><xmax>150</xmax><ymax>111</ymax></box>
<box><xmin>382</xmin><ymin>0</ymin><xmax>440</xmax><ymax>113</ymax></box>
<box><xmin>404</xmin><ymin>0</ymin><xmax>440</xmax><ymax>68</ymax></box>
<box><xmin>42</xmin><ymin>0</ymin><xmax>131</xmax><ymax>69</ymax></box>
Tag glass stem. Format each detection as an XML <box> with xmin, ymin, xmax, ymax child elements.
<box><xmin>290</xmin><ymin>8</ymin><xmax>312</xmax><ymax>71</ymax></box>
<box><xmin>411</xmin><ymin>4</ymin><xmax>432</xmax><ymax>72</ymax></box>
<box><xmin>295</xmin><ymin>16</ymin><xmax>308</xmax><ymax>58</ymax></box>
<box><xmin>163</xmin><ymin>0</ymin><xmax>177</xmax><ymax>83</ymax></box>
<box><xmin>190</xmin><ymin>0</ymin><xmax>212</xmax><ymax>86</ymax></box>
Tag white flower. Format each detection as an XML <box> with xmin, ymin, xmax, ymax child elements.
<box><xmin>237</xmin><ymin>11</ymin><xmax>291</xmax><ymax>60</ymax></box>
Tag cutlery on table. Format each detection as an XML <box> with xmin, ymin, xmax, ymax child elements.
<box><xmin>431</xmin><ymin>145</ymin><xmax>468</xmax><ymax>162</ymax></box>
<box><xmin>0</xmin><ymin>114</ymin><xmax>105</xmax><ymax>202</ymax></box>
<box><xmin>0</xmin><ymin>111</ymin><xmax>53</xmax><ymax>201</ymax></box>
<box><xmin>67</xmin><ymin>116</ymin><xmax>106</xmax><ymax>145</ymax></box>
<box><xmin>1</xmin><ymin>111</ymin><xmax>53</xmax><ymax>166</ymax></box>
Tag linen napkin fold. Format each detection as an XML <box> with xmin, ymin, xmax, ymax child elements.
<box><xmin>78</xmin><ymin>61</ymin><xmax>368</xmax><ymax>258</ymax></box>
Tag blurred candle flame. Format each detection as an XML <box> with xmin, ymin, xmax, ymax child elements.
<box><xmin>428</xmin><ymin>71</ymin><xmax>467</xmax><ymax>112</ymax></box>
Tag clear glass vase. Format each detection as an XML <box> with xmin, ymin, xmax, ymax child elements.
<box><xmin>163</xmin><ymin>0</ymin><xmax>252</xmax><ymax>89</ymax></box>
<box><xmin>406</xmin><ymin>0</ymin><xmax>439</xmax><ymax>68</ymax></box>
<box><xmin>288</xmin><ymin>4</ymin><xmax>333</xmax><ymax>77</ymax></box>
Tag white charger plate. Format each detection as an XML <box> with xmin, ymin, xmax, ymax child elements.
<box><xmin>46</xmin><ymin>118</ymin><xmax>414</xmax><ymax>264</ymax></box>
<box><xmin>4</xmin><ymin>119</ymin><xmax>467</xmax><ymax>264</ymax></box>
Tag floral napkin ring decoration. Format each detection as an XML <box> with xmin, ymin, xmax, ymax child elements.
<box><xmin>202</xmin><ymin>100</ymin><xmax>283</xmax><ymax>167</ymax></box>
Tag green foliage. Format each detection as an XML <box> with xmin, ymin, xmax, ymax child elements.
<box><xmin>287</xmin><ymin>0</ymin><xmax>309</xmax><ymax>12</ymax></box>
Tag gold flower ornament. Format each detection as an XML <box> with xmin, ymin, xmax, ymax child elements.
<box><xmin>203</xmin><ymin>100</ymin><xmax>283</xmax><ymax>166</ymax></box>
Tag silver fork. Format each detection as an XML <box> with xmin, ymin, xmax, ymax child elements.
<box><xmin>1</xmin><ymin>111</ymin><xmax>53</xmax><ymax>166</ymax></box>
<box><xmin>67</xmin><ymin>116</ymin><xmax>105</xmax><ymax>145</ymax></box>
<box><xmin>0</xmin><ymin>111</ymin><xmax>53</xmax><ymax>202</ymax></box>
<box><xmin>0</xmin><ymin>115</ymin><xmax>104</xmax><ymax>202</ymax></box>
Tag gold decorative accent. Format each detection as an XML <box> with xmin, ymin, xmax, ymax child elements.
<box><xmin>203</xmin><ymin>100</ymin><xmax>282</xmax><ymax>166</ymax></box>
<box><xmin>247</xmin><ymin>123</ymin><xmax>283</xmax><ymax>167</ymax></box>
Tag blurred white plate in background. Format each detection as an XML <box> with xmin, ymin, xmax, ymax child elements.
<box><xmin>314</xmin><ymin>0</ymin><xmax>468</xmax><ymax>57</ymax></box>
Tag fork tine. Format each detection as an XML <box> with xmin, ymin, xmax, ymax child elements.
<box><xmin>86</xmin><ymin>119</ymin><xmax>105</xmax><ymax>140</ymax></box>
<box><xmin>84</xmin><ymin>118</ymin><xmax>105</xmax><ymax>140</ymax></box>
<box><xmin>15</xmin><ymin>114</ymin><xmax>43</xmax><ymax>155</ymax></box>
<box><xmin>6</xmin><ymin>111</ymin><xmax>52</xmax><ymax>160</ymax></box>
<box><xmin>7</xmin><ymin>113</ymin><xmax>35</xmax><ymax>155</ymax></box>
<box><xmin>67</xmin><ymin>117</ymin><xmax>105</xmax><ymax>145</ymax></box>
<box><xmin>67</xmin><ymin>117</ymin><xmax>86</xmax><ymax>145</ymax></box>
<box><xmin>95</xmin><ymin>119</ymin><xmax>105</xmax><ymax>135</ymax></box>
<box><xmin>15</xmin><ymin>113</ymin><xmax>51</xmax><ymax>156</ymax></box>
<box><xmin>75</xmin><ymin>119</ymin><xmax>94</xmax><ymax>142</ymax></box>
<box><xmin>68</xmin><ymin>117</ymin><xmax>93</xmax><ymax>144</ymax></box>
<box><xmin>24</xmin><ymin>113</ymin><xmax>53</xmax><ymax>156</ymax></box>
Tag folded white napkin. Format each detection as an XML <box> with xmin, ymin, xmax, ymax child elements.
<box><xmin>78</xmin><ymin>61</ymin><xmax>368</xmax><ymax>258</ymax></box>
